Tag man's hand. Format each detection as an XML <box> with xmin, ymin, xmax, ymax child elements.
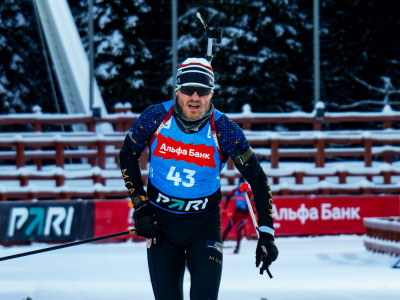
<box><xmin>256</xmin><ymin>232</ymin><xmax>278</xmax><ymax>277</ymax></box>
<box><xmin>133</xmin><ymin>203</ymin><xmax>157</xmax><ymax>239</ymax></box>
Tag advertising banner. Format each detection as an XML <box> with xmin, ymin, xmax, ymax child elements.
<box><xmin>272</xmin><ymin>196</ymin><xmax>400</xmax><ymax>236</ymax></box>
<box><xmin>222</xmin><ymin>195</ymin><xmax>400</xmax><ymax>239</ymax></box>
<box><xmin>0</xmin><ymin>201</ymin><xmax>94</xmax><ymax>243</ymax></box>
<box><xmin>93</xmin><ymin>200</ymin><xmax>134</xmax><ymax>239</ymax></box>
<box><xmin>1</xmin><ymin>196</ymin><xmax>399</xmax><ymax>244</ymax></box>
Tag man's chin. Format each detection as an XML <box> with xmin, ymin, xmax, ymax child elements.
<box><xmin>184</xmin><ymin>111</ymin><xmax>203</xmax><ymax>121</ymax></box>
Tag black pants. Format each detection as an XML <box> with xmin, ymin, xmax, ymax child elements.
<box><xmin>147</xmin><ymin>206</ymin><xmax>223</xmax><ymax>300</ymax></box>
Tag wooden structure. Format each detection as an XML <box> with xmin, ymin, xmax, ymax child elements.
<box><xmin>1</xmin><ymin>103</ymin><xmax>400</xmax><ymax>200</ymax></box>
<box><xmin>363</xmin><ymin>217</ymin><xmax>400</xmax><ymax>267</ymax></box>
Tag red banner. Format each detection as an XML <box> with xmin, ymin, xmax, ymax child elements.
<box><xmin>272</xmin><ymin>195</ymin><xmax>400</xmax><ymax>236</ymax></box>
<box><xmin>221</xmin><ymin>195</ymin><xmax>400</xmax><ymax>238</ymax></box>
<box><xmin>93</xmin><ymin>200</ymin><xmax>137</xmax><ymax>239</ymax></box>
<box><xmin>92</xmin><ymin>196</ymin><xmax>400</xmax><ymax>242</ymax></box>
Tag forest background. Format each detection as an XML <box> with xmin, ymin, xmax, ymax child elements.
<box><xmin>1</xmin><ymin>0</ymin><xmax>400</xmax><ymax>120</ymax></box>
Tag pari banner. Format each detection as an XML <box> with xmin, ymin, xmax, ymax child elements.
<box><xmin>0</xmin><ymin>201</ymin><xmax>94</xmax><ymax>243</ymax></box>
<box><xmin>272</xmin><ymin>196</ymin><xmax>400</xmax><ymax>236</ymax></box>
<box><xmin>0</xmin><ymin>200</ymin><xmax>132</xmax><ymax>244</ymax></box>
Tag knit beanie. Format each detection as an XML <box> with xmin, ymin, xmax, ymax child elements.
<box><xmin>175</xmin><ymin>58</ymin><xmax>215</xmax><ymax>90</ymax></box>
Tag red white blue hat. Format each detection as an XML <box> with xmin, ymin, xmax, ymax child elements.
<box><xmin>175</xmin><ymin>58</ymin><xmax>215</xmax><ymax>90</ymax></box>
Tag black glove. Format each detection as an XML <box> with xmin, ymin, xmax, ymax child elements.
<box><xmin>133</xmin><ymin>203</ymin><xmax>157</xmax><ymax>239</ymax></box>
<box><xmin>256</xmin><ymin>232</ymin><xmax>278</xmax><ymax>277</ymax></box>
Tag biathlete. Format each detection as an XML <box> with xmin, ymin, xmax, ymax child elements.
<box><xmin>119</xmin><ymin>57</ymin><xmax>278</xmax><ymax>300</ymax></box>
<box><xmin>222</xmin><ymin>177</ymin><xmax>254</xmax><ymax>254</ymax></box>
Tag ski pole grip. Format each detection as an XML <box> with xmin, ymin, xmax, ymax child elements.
<box><xmin>239</xmin><ymin>182</ymin><xmax>250</xmax><ymax>192</ymax></box>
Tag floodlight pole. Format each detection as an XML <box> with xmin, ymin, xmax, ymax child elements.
<box><xmin>313</xmin><ymin>0</ymin><xmax>320</xmax><ymax>104</ymax></box>
<box><xmin>171</xmin><ymin>0</ymin><xmax>178</xmax><ymax>99</ymax></box>
<box><xmin>89</xmin><ymin>0</ymin><xmax>94</xmax><ymax>113</ymax></box>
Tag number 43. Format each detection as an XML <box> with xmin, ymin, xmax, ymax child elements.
<box><xmin>167</xmin><ymin>166</ymin><xmax>196</xmax><ymax>187</ymax></box>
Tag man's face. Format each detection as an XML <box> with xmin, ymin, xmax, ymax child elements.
<box><xmin>176</xmin><ymin>86</ymin><xmax>213</xmax><ymax>120</ymax></box>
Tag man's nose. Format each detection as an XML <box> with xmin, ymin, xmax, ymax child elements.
<box><xmin>191</xmin><ymin>91</ymin><xmax>200</xmax><ymax>99</ymax></box>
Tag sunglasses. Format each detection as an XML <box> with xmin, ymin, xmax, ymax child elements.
<box><xmin>180</xmin><ymin>86</ymin><xmax>212</xmax><ymax>97</ymax></box>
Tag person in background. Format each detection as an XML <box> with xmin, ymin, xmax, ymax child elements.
<box><xmin>119</xmin><ymin>57</ymin><xmax>278</xmax><ymax>300</ymax></box>
<box><xmin>222</xmin><ymin>177</ymin><xmax>253</xmax><ymax>254</ymax></box>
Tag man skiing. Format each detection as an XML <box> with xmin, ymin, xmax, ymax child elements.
<box><xmin>119</xmin><ymin>57</ymin><xmax>278</xmax><ymax>300</ymax></box>
<box><xmin>222</xmin><ymin>177</ymin><xmax>253</xmax><ymax>254</ymax></box>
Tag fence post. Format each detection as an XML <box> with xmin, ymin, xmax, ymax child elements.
<box><xmin>32</xmin><ymin>105</ymin><xmax>42</xmax><ymax>132</ymax></box>
<box><xmin>313</xmin><ymin>101</ymin><xmax>325</xmax><ymax>130</ymax></box>
<box><xmin>315</xmin><ymin>136</ymin><xmax>325</xmax><ymax>168</ymax></box>
<box><xmin>60</xmin><ymin>186</ymin><xmax>72</xmax><ymax>200</ymax></box>
<box><xmin>383</xmin><ymin>171</ymin><xmax>391</xmax><ymax>184</ymax></box>
<box><xmin>382</xmin><ymin>165</ymin><xmax>391</xmax><ymax>184</ymax></box>
<box><xmin>93</xmin><ymin>166</ymin><xmax>105</xmax><ymax>185</ymax></box>
<box><xmin>113</xmin><ymin>103</ymin><xmax>124</xmax><ymax>132</ymax></box>
<box><xmin>97</xmin><ymin>136</ymin><xmax>106</xmax><ymax>169</ymax></box>
<box><xmin>294</xmin><ymin>171</ymin><xmax>303</xmax><ymax>184</ymax></box>
<box><xmin>271</xmin><ymin>137</ymin><xmax>279</xmax><ymax>169</ymax></box>
<box><xmin>15</xmin><ymin>136</ymin><xmax>25</xmax><ymax>168</ymax></box>
<box><xmin>94</xmin><ymin>183</ymin><xmax>105</xmax><ymax>200</ymax></box>
<box><xmin>87</xmin><ymin>119</ymin><xmax>96</xmax><ymax>132</ymax></box>
<box><xmin>338</xmin><ymin>171</ymin><xmax>347</xmax><ymax>184</ymax></box>
<box><xmin>55</xmin><ymin>167</ymin><xmax>65</xmax><ymax>187</ymax></box>
<box><xmin>363</xmin><ymin>135</ymin><xmax>372</xmax><ymax>167</ymax></box>
<box><xmin>55</xmin><ymin>136</ymin><xmax>65</xmax><ymax>168</ymax></box>
<box><xmin>383</xmin><ymin>121</ymin><xmax>392</xmax><ymax>129</ymax></box>
<box><xmin>313</xmin><ymin>121</ymin><xmax>322</xmax><ymax>131</ymax></box>
<box><xmin>114</xmin><ymin>102</ymin><xmax>124</xmax><ymax>113</ymax></box>
<box><xmin>19</xmin><ymin>169</ymin><xmax>29</xmax><ymax>187</ymax></box>
<box><xmin>124</xmin><ymin>102</ymin><xmax>132</xmax><ymax>113</ymax></box>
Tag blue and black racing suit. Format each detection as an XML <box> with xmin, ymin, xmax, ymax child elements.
<box><xmin>119</xmin><ymin>100</ymin><xmax>274</xmax><ymax>300</ymax></box>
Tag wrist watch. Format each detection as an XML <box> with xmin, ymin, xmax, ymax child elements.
<box><xmin>131</xmin><ymin>195</ymin><xmax>147</xmax><ymax>207</ymax></box>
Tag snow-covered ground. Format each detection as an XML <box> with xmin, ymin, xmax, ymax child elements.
<box><xmin>0</xmin><ymin>235</ymin><xmax>399</xmax><ymax>300</ymax></box>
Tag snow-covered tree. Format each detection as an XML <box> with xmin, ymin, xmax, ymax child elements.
<box><xmin>69</xmin><ymin>0</ymin><xmax>154</xmax><ymax>112</ymax></box>
<box><xmin>2</xmin><ymin>0</ymin><xmax>400</xmax><ymax>117</ymax></box>
<box><xmin>0</xmin><ymin>0</ymin><xmax>60</xmax><ymax>115</ymax></box>
<box><xmin>317</xmin><ymin>0</ymin><xmax>400</xmax><ymax>112</ymax></box>
<box><xmin>176</xmin><ymin>1</ymin><xmax>309</xmax><ymax>112</ymax></box>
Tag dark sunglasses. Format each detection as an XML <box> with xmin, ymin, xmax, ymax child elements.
<box><xmin>180</xmin><ymin>86</ymin><xmax>212</xmax><ymax>97</ymax></box>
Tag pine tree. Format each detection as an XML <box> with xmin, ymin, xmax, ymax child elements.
<box><xmin>318</xmin><ymin>0</ymin><xmax>400</xmax><ymax>112</ymax></box>
<box><xmin>0</xmin><ymin>0</ymin><xmax>58</xmax><ymax>115</ymax></box>
<box><xmin>3</xmin><ymin>0</ymin><xmax>400</xmax><ymax>118</ymax></box>
<box><xmin>69</xmin><ymin>0</ymin><xmax>154</xmax><ymax>113</ymax></box>
<box><xmin>177</xmin><ymin>1</ymin><xmax>308</xmax><ymax>113</ymax></box>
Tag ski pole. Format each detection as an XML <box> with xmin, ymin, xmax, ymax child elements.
<box><xmin>239</xmin><ymin>183</ymin><xmax>273</xmax><ymax>279</ymax></box>
<box><xmin>0</xmin><ymin>228</ymin><xmax>136</xmax><ymax>262</ymax></box>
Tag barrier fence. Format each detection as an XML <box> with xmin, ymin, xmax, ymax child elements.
<box><xmin>1</xmin><ymin>103</ymin><xmax>400</xmax><ymax>200</ymax></box>
<box><xmin>363</xmin><ymin>217</ymin><xmax>400</xmax><ymax>264</ymax></box>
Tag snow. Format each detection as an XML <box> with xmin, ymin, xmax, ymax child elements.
<box><xmin>0</xmin><ymin>235</ymin><xmax>399</xmax><ymax>300</ymax></box>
